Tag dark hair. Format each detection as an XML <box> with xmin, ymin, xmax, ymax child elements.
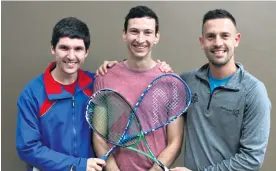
<box><xmin>202</xmin><ymin>9</ymin><xmax>236</xmax><ymax>32</ymax></box>
<box><xmin>124</xmin><ymin>5</ymin><xmax>159</xmax><ymax>34</ymax></box>
<box><xmin>51</xmin><ymin>17</ymin><xmax>90</xmax><ymax>51</ymax></box>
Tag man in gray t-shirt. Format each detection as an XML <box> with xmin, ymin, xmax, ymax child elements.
<box><xmin>171</xmin><ymin>9</ymin><xmax>271</xmax><ymax>171</ymax></box>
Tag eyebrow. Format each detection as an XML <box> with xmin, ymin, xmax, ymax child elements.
<box><xmin>58</xmin><ymin>44</ymin><xmax>85</xmax><ymax>49</ymax></box>
<box><xmin>129</xmin><ymin>28</ymin><xmax>154</xmax><ymax>31</ymax></box>
<box><xmin>205</xmin><ymin>32</ymin><xmax>231</xmax><ymax>36</ymax></box>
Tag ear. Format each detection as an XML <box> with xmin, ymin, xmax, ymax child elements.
<box><xmin>234</xmin><ymin>32</ymin><xmax>241</xmax><ymax>47</ymax></box>
<box><xmin>51</xmin><ymin>45</ymin><xmax>55</xmax><ymax>55</ymax></box>
<box><xmin>199</xmin><ymin>36</ymin><xmax>204</xmax><ymax>50</ymax></box>
<box><xmin>154</xmin><ymin>31</ymin><xmax>160</xmax><ymax>44</ymax></box>
<box><xmin>84</xmin><ymin>48</ymin><xmax>90</xmax><ymax>58</ymax></box>
<box><xmin>122</xmin><ymin>29</ymin><xmax>127</xmax><ymax>42</ymax></box>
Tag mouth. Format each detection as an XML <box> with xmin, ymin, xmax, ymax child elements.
<box><xmin>211</xmin><ymin>49</ymin><xmax>226</xmax><ymax>55</ymax></box>
<box><xmin>63</xmin><ymin>61</ymin><xmax>78</xmax><ymax>67</ymax></box>
<box><xmin>133</xmin><ymin>44</ymin><xmax>148</xmax><ymax>50</ymax></box>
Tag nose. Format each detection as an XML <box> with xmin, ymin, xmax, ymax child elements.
<box><xmin>136</xmin><ymin>33</ymin><xmax>145</xmax><ymax>43</ymax></box>
<box><xmin>67</xmin><ymin>50</ymin><xmax>75</xmax><ymax>59</ymax></box>
<box><xmin>214</xmin><ymin>36</ymin><xmax>223</xmax><ymax>47</ymax></box>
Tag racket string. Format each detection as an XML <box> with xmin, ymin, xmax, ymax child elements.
<box><xmin>88</xmin><ymin>91</ymin><xmax>141</xmax><ymax>146</ymax></box>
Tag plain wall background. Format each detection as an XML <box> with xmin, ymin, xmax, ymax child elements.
<box><xmin>2</xmin><ymin>1</ymin><xmax>275</xmax><ymax>170</ymax></box>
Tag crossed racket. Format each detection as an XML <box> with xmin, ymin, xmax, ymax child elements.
<box><xmin>86</xmin><ymin>73</ymin><xmax>191</xmax><ymax>171</ymax></box>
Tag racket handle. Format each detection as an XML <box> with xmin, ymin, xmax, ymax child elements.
<box><xmin>100</xmin><ymin>155</ymin><xmax>108</xmax><ymax>161</ymax></box>
<box><xmin>164</xmin><ymin>167</ymin><xmax>170</xmax><ymax>171</ymax></box>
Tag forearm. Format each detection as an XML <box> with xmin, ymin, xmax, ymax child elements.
<box><xmin>149</xmin><ymin>116</ymin><xmax>184</xmax><ymax>170</ymax></box>
<box><xmin>203</xmin><ymin>149</ymin><xmax>266</xmax><ymax>171</ymax></box>
<box><xmin>105</xmin><ymin>156</ymin><xmax>120</xmax><ymax>171</ymax></box>
<box><xmin>93</xmin><ymin>135</ymin><xmax>120</xmax><ymax>171</ymax></box>
<box><xmin>149</xmin><ymin>138</ymin><xmax>182</xmax><ymax>171</ymax></box>
<box><xmin>17</xmin><ymin>143</ymin><xmax>87</xmax><ymax>171</ymax></box>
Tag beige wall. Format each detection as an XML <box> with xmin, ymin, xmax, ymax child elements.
<box><xmin>2</xmin><ymin>2</ymin><xmax>275</xmax><ymax>170</ymax></box>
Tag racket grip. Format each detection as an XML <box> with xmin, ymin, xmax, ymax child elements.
<box><xmin>100</xmin><ymin>155</ymin><xmax>108</xmax><ymax>161</ymax></box>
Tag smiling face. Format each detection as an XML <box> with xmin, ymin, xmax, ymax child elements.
<box><xmin>51</xmin><ymin>37</ymin><xmax>88</xmax><ymax>77</ymax></box>
<box><xmin>123</xmin><ymin>17</ymin><xmax>160</xmax><ymax>60</ymax></box>
<box><xmin>200</xmin><ymin>18</ymin><xmax>241</xmax><ymax>67</ymax></box>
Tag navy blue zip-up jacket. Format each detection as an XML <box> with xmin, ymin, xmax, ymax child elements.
<box><xmin>16</xmin><ymin>62</ymin><xmax>95</xmax><ymax>171</ymax></box>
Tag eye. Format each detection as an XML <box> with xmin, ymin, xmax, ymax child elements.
<box><xmin>59</xmin><ymin>45</ymin><xmax>69</xmax><ymax>51</ymax></box>
<box><xmin>221</xmin><ymin>33</ymin><xmax>230</xmax><ymax>39</ymax></box>
<box><xmin>144</xmin><ymin>31</ymin><xmax>153</xmax><ymax>35</ymax></box>
<box><xmin>75</xmin><ymin>47</ymin><xmax>84</xmax><ymax>51</ymax></box>
<box><xmin>206</xmin><ymin>34</ymin><xmax>215</xmax><ymax>40</ymax></box>
<box><xmin>130</xmin><ymin>29</ymin><xmax>139</xmax><ymax>34</ymax></box>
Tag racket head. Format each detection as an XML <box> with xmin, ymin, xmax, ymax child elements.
<box><xmin>134</xmin><ymin>73</ymin><xmax>191</xmax><ymax>133</ymax></box>
<box><xmin>86</xmin><ymin>88</ymin><xmax>142</xmax><ymax>147</ymax></box>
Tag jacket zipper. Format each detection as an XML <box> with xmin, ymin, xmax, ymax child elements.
<box><xmin>207</xmin><ymin>93</ymin><xmax>212</xmax><ymax>110</ymax></box>
<box><xmin>72</xmin><ymin>96</ymin><xmax>77</xmax><ymax>156</ymax></box>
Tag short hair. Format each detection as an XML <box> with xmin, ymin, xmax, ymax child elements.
<box><xmin>51</xmin><ymin>17</ymin><xmax>90</xmax><ymax>51</ymax></box>
<box><xmin>202</xmin><ymin>9</ymin><xmax>237</xmax><ymax>32</ymax></box>
<box><xmin>124</xmin><ymin>5</ymin><xmax>159</xmax><ymax>34</ymax></box>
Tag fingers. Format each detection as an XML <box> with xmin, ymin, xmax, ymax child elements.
<box><xmin>87</xmin><ymin>158</ymin><xmax>106</xmax><ymax>171</ymax></box>
<box><xmin>170</xmin><ymin>167</ymin><xmax>191</xmax><ymax>171</ymax></box>
<box><xmin>95</xmin><ymin>61</ymin><xmax>108</xmax><ymax>76</ymax></box>
<box><xmin>99</xmin><ymin>61</ymin><xmax>109</xmax><ymax>76</ymax></box>
<box><xmin>157</xmin><ymin>60</ymin><xmax>174</xmax><ymax>73</ymax></box>
<box><xmin>94</xmin><ymin>158</ymin><xmax>106</xmax><ymax>166</ymax></box>
<box><xmin>96</xmin><ymin>61</ymin><xmax>119</xmax><ymax>76</ymax></box>
<box><xmin>170</xmin><ymin>167</ymin><xmax>182</xmax><ymax>171</ymax></box>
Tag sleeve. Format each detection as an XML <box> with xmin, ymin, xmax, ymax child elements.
<box><xmin>202</xmin><ymin>82</ymin><xmax>271</xmax><ymax>171</ymax></box>
<box><xmin>16</xmin><ymin>90</ymin><xmax>88</xmax><ymax>171</ymax></box>
<box><xmin>180</xmin><ymin>71</ymin><xmax>192</xmax><ymax>118</ymax></box>
<box><xmin>93</xmin><ymin>75</ymin><xmax>105</xmax><ymax>92</ymax></box>
<box><xmin>179</xmin><ymin>72</ymin><xmax>191</xmax><ymax>82</ymax></box>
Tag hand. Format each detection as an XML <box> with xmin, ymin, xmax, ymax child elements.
<box><xmin>86</xmin><ymin>158</ymin><xmax>106</xmax><ymax>171</ymax></box>
<box><xmin>96</xmin><ymin>60</ymin><xmax>119</xmax><ymax>76</ymax></box>
<box><xmin>157</xmin><ymin>60</ymin><xmax>174</xmax><ymax>73</ymax></box>
<box><xmin>170</xmin><ymin>167</ymin><xmax>192</xmax><ymax>171</ymax></box>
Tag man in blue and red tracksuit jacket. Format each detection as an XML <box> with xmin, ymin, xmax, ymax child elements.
<box><xmin>16</xmin><ymin>17</ymin><xmax>107</xmax><ymax>171</ymax></box>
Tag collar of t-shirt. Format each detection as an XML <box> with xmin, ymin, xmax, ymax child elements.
<box><xmin>208</xmin><ymin>71</ymin><xmax>232</xmax><ymax>92</ymax></box>
<box><xmin>60</xmin><ymin>81</ymin><xmax>77</xmax><ymax>95</ymax></box>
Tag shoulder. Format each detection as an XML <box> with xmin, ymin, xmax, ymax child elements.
<box><xmin>82</xmin><ymin>70</ymin><xmax>96</xmax><ymax>79</ymax></box>
<box><xmin>19</xmin><ymin>74</ymin><xmax>44</xmax><ymax>96</ymax></box>
<box><xmin>95</xmin><ymin>62</ymin><xmax>124</xmax><ymax>79</ymax></box>
<box><xmin>240</xmin><ymin>69</ymin><xmax>267</xmax><ymax>95</ymax></box>
<box><xmin>240</xmin><ymin>69</ymin><xmax>270</xmax><ymax>107</ymax></box>
<box><xmin>179</xmin><ymin>69</ymin><xmax>198</xmax><ymax>82</ymax></box>
<box><xmin>18</xmin><ymin>73</ymin><xmax>44</xmax><ymax>103</ymax></box>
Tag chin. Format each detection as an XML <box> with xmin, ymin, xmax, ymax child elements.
<box><xmin>210</xmin><ymin>60</ymin><xmax>229</xmax><ymax>67</ymax></box>
<box><xmin>134</xmin><ymin>52</ymin><xmax>149</xmax><ymax>58</ymax></box>
<box><xmin>63</xmin><ymin>68</ymin><xmax>78</xmax><ymax>75</ymax></box>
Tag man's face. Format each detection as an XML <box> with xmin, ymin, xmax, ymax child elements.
<box><xmin>200</xmin><ymin>18</ymin><xmax>241</xmax><ymax>67</ymax></box>
<box><xmin>51</xmin><ymin>37</ymin><xmax>88</xmax><ymax>75</ymax></box>
<box><xmin>123</xmin><ymin>17</ymin><xmax>159</xmax><ymax>59</ymax></box>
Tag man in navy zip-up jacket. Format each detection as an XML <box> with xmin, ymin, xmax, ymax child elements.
<box><xmin>16</xmin><ymin>17</ymin><xmax>106</xmax><ymax>171</ymax></box>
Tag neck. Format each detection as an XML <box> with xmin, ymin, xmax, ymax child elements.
<box><xmin>209</xmin><ymin>60</ymin><xmax>237</xmax><ymax>79</ymax></box>
<box><xmin>51</xmin><ymin>67</ymin><xmax>78</xmax><ymax>85</ymax></box>
<box><xmin>124</xmin><ymin>57</ymin><xmax>156</xmax><ymax>71</ymax></box>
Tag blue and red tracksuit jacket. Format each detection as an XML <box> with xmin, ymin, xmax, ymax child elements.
<box><xmin>16</xmin><ymin>62</ymin><xmax>96</xmax><ymax>171</ymax></box>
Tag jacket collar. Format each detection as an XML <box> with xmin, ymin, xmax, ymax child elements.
<box><xmin>195</xmin><ymin>62</ymin><xmax>245</xmax><ymax>91</ymax></box>
<box><xmin>43</xmin><ymin>62</ymin><xmax>93</xmax><ymax>99</ymax></box>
